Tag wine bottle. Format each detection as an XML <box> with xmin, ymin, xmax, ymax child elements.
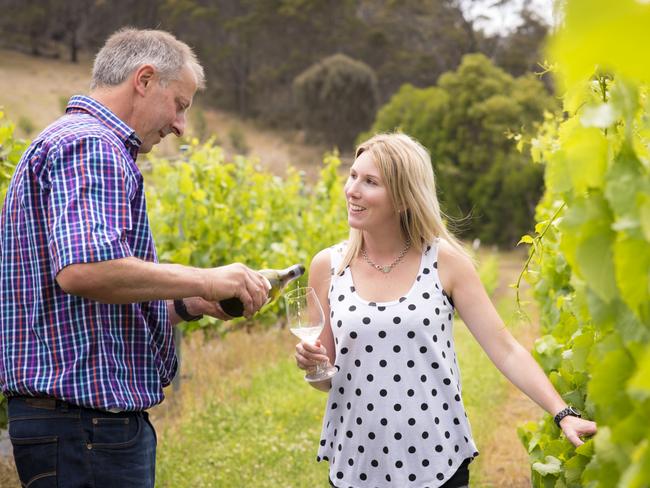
<box><xmin>219</xmin><ymin>264</ymin><xmax>306</xmax><ymax>317</ymax></box>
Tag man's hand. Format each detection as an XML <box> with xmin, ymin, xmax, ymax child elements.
<box><xmin>201</xmin><ymin>263</ymin><xmax>271</xmax><ymax>317</ymax></box>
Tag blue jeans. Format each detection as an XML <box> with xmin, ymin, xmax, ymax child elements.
<box><xmin>7</xmin><ymin>396</ymin><xmax>156</xmax><ymax>488</ymax></box>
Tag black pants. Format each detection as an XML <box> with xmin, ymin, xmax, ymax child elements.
<box><xmin>329</xmin><ymin>457</ymin><xmax>471</xmax><ymax>487</ymax></box>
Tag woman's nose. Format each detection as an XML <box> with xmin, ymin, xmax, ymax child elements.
<box><xmin>346</xmin><ymin>180</ymin><xmax>360</xmax><ymax>198</ymax></box>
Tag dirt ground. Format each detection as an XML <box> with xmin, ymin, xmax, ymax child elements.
<box><xmin>476</xmin><ymin>249</ymin><xmax>542</xmax><ymax>487</ymax></box>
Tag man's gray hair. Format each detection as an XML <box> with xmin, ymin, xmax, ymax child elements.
<box><xmin>91</xmin><ymin>28</ymin><xmax>205</xmax><ymax>90</ymax></box>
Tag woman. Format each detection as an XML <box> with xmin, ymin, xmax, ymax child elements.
<box><xmin>295</xmin><ymin>133</ymin><xmax>597</xmax><ymax>487</ymax></box>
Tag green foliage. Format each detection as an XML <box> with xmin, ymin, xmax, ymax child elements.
<box><xmin>156</xmin><ymin>359</ymin><xmax>330</xmax><ymax>487</ymax></box>
<box><xmin>293</xmin><ymin>53</ymin><xmax>379</xmax><ymax>150</ymax></box>
<box><xmin>145</xmin><ymin>138</ymin><xmax>349</xmax><ymax>331</ymax></box>
<box><xmin>367</xmin><ymin>54</ymin><xmax>556</xmax><ymax>246</ymax></box>
<box><xmin>477</xmin><ymin>253</ymin><xmax>500</xmax><ymax>297</ymax></box>
<box><xmin>518</xmin><ymin>1</ymin><xmax>650</xmax><ymax>485</ymax></box>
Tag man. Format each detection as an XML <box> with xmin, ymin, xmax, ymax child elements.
<box><xmin>0</xmin><ymin>28</ymin><xmax>269</xmax><ymax>487</ymax></box>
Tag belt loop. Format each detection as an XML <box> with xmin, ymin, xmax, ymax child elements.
<box><xmin>60</xmin><ymin>400</ymin><xmax>69</xmax><ymax>413</ymax></box>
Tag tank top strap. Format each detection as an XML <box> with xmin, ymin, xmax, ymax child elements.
<box><xmin>422</xmin><ymin>238</ymin><xmax>440</xmax><ymax>268</ymax></box>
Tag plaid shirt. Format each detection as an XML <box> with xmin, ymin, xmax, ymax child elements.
<box><xmin>0</xmin><ymin>95</ymin><xmax>177</xmax><ymax>411</ymax></box>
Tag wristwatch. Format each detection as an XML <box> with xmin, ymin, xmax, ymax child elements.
<box><xmin>173</xmin><ymin>299</ymin><xmax>203</xmax><ymax>322</ymax></box>
<box><xmin>554</xmin><ymin>406</ymin><xmax>581</xmax><ymax>427</ymax></box>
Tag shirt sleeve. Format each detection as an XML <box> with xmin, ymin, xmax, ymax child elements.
<box><xmin>48</xmin><ymin>136</ymin><xmax>134</xmax><ymax>275</ymax></box>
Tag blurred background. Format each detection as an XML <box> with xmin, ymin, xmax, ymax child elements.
<box><xmin>0</xmin><ymin>0</ymin><xmax>559</xmax><ymax>247</ymax></box>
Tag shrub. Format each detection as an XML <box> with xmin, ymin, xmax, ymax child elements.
<box><xmin>293</xmin><ymin>53</ymin><xmax>379</xmax><ymax>150</ymax></box>
<box><xmin>366</xmin><ymin>54</ymin><xmax>556</xmax><ymax>246</ymax></box>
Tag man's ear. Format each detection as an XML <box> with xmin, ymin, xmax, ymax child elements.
<box><xmin>133</xmin><ymin>64</ymin><xmax>156</xmax><ymax>96</ymax></box>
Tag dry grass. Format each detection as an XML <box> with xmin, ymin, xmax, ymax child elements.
<box><xmin>0</xmin><ymin>48</ymin><xmax>331</xmax><ymax>179</ymax></box>
<box><xmin>0</xmin><ymin>327</ymin><xmax>299</xmax><ymax>488</ymax></box>
<box><xmin>150</xmin><ymin>326</ymin><xmax>298</xmax><ymax>437</ymax></box>
<box><xmin>0</xmin><ymin>454</ymin><xmax>19</xmax><ymax>487</ymax></box>
<box><xmin>474</xmin><ymin>248</ymin><xmax>541</xmax><ymax>487</ymax></box>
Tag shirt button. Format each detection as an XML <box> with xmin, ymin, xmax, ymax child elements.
<box><xmin>92</xmin><ymin>419</ymin><xmax>98</xmax><ymax>425</ymax></box>
<box><xmin>87</xmin><ymin>443</ymin><xmax>93</xmax><ymax>450</ymax></box>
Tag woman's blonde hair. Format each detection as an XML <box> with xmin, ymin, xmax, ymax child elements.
<box><xmin>339</xmin><ymin>132</ymin><xmax>469</xmax><ymax>272</ymax></box>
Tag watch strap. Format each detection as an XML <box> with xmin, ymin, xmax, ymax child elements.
<box><xmin>174</xmin><ymin>299</ymin><xmax>203</xmax><ymax>322</ymax></box>
<box><xmin>554</xmin><ymin>406</ymin><xmax>581</xmax><ymax>427</ymax></box>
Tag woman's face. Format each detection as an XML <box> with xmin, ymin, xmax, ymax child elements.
<box><xmin>344</xmin><ymin>151</ymin><xmax>399</xmax><ymax>231</ymax></box>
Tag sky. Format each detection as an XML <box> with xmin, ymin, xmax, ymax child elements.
<box><xmin>461</xmin><ymin>0</ymin><xmax>556</xmax><ymax>35</ymax></box>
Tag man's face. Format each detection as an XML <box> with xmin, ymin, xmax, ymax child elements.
<box><xmin>135</xmin><ymin>65</ymin><xmax>197</xmax><ymax>153</ymax></box>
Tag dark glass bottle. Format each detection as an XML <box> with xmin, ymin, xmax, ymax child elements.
<box><xmin>219</xmin><ymin>264</ymin><xmax>305</xmax><ymax>317</ymax></box>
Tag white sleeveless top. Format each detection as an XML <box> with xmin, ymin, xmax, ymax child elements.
<box><xmin>317</xmin><ymin>240</ymin><xmax>478</xmax><ymax>488</ymax></box>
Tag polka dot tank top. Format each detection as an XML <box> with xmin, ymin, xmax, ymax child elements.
<box><xmin>317</xmin><ymin>240</ymin><xmax>479</xmax><ymax>488</ymax></box>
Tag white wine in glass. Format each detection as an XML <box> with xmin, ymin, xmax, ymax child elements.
<box><xmin>286</xmin><ymin>286</ymin><xmax>337</xmax><ymax>382</ymax></box>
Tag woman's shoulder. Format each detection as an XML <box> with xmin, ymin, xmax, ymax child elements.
<box><xmin>310</xmin><ymin>247</ymin><xmax>332</xmax><ymax>270</ymax></box>
<box><xmin>436</xmin><ymin>238</ymin><xmax>472</xmax><ymax>264</ymax></box>
<box><xmin>436</xmin><ymin>238</ymin><xmax>476</xmax><ymax>289</ymax></box>
<box><xmin>310</xmin><ymin>241</ymin><xmax>345</xmax><ymax>275</ymax></box>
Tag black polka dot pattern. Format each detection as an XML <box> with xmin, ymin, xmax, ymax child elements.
<box><xmin>317</xmin><ymin>241</ymin><xmax>478</xmax><ymax>486</ymax></box>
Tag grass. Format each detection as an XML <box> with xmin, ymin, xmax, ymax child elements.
<box><xmin>154</xmin><ymin>327</ymin><xmax>510</xmax><ymax>487</ymax></box>
<box><xmin>156</xmin><ymin>359</ymin><xmax>329</xmax><ymax>487</ymax></box>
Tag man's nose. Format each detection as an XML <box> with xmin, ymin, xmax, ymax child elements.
<box><xmin>171</xmin><ymin>114</ymin><xmax>186</xmax><ymax>137</ymax></box>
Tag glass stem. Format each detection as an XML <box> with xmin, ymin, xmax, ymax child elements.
<box><xmin>315</xmin><ymin>361</ymin><xmax>327</xmax><ymax>375</ymax></box>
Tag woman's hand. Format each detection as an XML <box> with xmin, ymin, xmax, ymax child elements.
<box><xmin>185</xmin><ymin>296</ymin><xmax>233</xmax><ymax>321</ymax></box>
<box><xmin>295</xmin><ymin>340</ymin><xmax>330</xmax><ymax>371</ymax></box>
<box><xmin>560</xmin><ymin>416</ymin><xmax>598</xmax><ymax>447</ymax></box>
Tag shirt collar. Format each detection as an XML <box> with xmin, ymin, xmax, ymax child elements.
<box><xmin>65</xmin><ymin>95</ymin><xmax>142</xmax><ymax>157</ymax></box>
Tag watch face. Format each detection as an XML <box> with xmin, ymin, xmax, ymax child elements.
<box><xmin>568</xmin><ymin>406</ymin><xmax>581</xmax><ymax>416</ymax></box>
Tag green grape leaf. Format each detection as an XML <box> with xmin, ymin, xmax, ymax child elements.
<box><xmin>613</xmin><ymin>235</ymin><xmax>650</xmax><ymax>317</ymax></box>
<box><xmin>564</xmin><ymin>126</ymin><xmax>609</xmax><ymax>194</ymax></box>
<box><xmin>548</xmin><ymin>0</ymin><xmax>650</xmax><ymax>89</ymax></box>
<box><xmin>627</xmin><ymin>348</ymin><xmax>650</xmax><ymax>401</ymax></box>
<box><xmin>588</xmin><ymin>349</ymin><xmax>634</xmax><ymax>423</ymax></box>
<box><xmin>639</xmin><ymin>193</ymin><xmax>650</xmax><ymax>242</ymax></box>
<box><xmin>532</xmin><ymin>455</ymin><xmax>563</xmax><ymax>476</ymax></box>
<box><xmin>575</xmin><ymin>233</ymin><xmax>618</xmax><ymax>303</ymax></box>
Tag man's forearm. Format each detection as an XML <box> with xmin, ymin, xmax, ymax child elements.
<box><xmin>56</xmin><ymin>257</ymin><xmax>207</xmax><ymax>304</ymax></box>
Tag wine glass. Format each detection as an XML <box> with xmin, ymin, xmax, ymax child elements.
<box><xmin>286</xmin><ymin>286</ymin><xmax>337</xmax><ymax>382</ymax></box>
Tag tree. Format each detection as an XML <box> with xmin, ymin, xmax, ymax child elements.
<box><xmin>356</xmin><ymin>0</ymin><xmax>476</xmax><ymax>100</ymax></box>
<box><xmin>366</xmin><ymin>53</ymin><xmax>557</xmax><ymax>245</ymax></box>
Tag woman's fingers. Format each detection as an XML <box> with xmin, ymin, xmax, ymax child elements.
<box><xmin>561</xmin><ymin>417</ymin><xmax>597</xmax><ymax>447</ymax></box>
<box><xmin>295</xmin><ymin>341</ymin><xmax>329</xmax><ymax>370</ymax></box>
